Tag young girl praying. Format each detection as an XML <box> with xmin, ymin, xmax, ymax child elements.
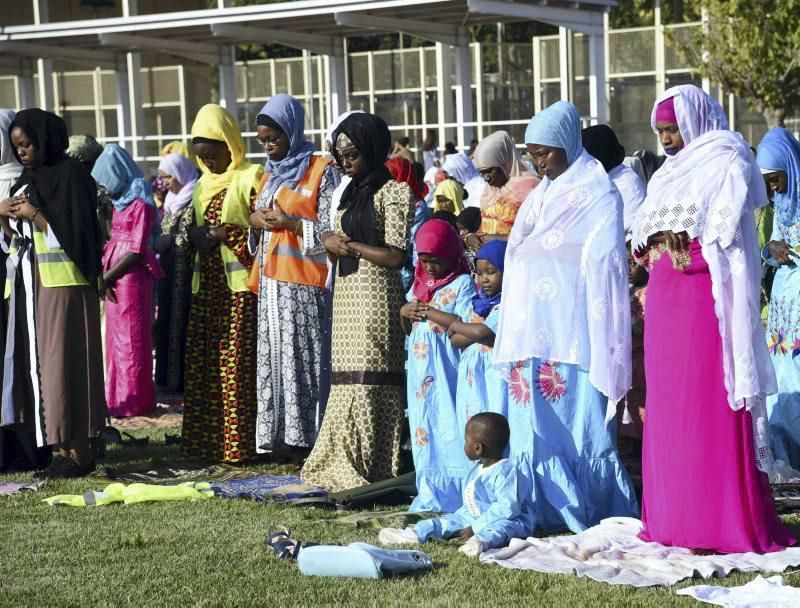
<box><xmin>401</xmin><ymin>219</ymin><xmax>476</xmax><ymax>513</ymax></box>
<box><xmin>448</xmin><ymin>241</ymin><xmax>508</xmax><ymax>435</ymax></box>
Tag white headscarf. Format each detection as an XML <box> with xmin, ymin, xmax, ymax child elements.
<box><xmin>0</xmin><ymin>109</ymin><xmax>22</xmax><ymax>200</ymax></box>
<box><xmin>494</xmin><ymin>103</ymin><xmax>631</xmax><ymax>410</ymax></box>
<box><xmin>443</xmin><ymin>152</ymin><xmax>485</xmax><ymax>208</ymax></box>
<box><xmin>158</xmin><ymin>153</ymin><xmax>198</xmax><ymax>213</ymax></box>
<box><xmin>631</xmin><ymin>84</ymin><xmax>775</xmax><ymax>472</ymax></box>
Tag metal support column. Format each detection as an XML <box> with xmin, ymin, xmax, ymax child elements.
<box><xmin>435</xmin><ymin>41</ymin><xmax>454</xmax><ymax>147</ymax></box>
<box><xmin>453</xmin><ymin>31</ymin><xmax>474</xmax><ymax>150</ymax></box>
<box><xmin>325</xmin><ymin>38</ymin><xmax>348</xmax><ymax>123</ymax></box>
<box><xmin>588</xmin><ymin>29</ymin><xmax>608</xmax><ymax>123</ymax></box>
<box><xmin>558</xmin><ymin>26</ymin><xmax>572</xmax><ymax>102</ymax></box>
<box><xmin>218</xmin><ymin>45</ymin><xmax>238</xmax><ymax>117</ymax></box>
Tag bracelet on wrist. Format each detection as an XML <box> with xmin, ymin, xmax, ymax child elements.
<box><xmin>31</xmin><ymin>208</ymin><xmax>40</xmax><ymax>222</ymax></box>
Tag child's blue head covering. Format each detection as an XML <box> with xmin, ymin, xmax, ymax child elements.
<box><xmin>524</xmin><ymin>101</ymin><xmax>582</xmax><ymax>166</ymax></box>
<box><xmin>472</xmin><ymin>240</ymin><xmax>507</xmax><ymax>318</ymax></box>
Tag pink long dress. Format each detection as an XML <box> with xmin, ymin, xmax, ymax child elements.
<box><xmin>640</xmin><ymin>240</ymin><xmax>795</xmax><ymax>553</ymax></box>
<box><xmin>103</xmin><ymin>199</ymin><xmax>164</xmax><ymax>417</ymax></box>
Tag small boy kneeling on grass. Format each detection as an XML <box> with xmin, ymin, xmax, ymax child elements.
<box><xmin>380</xmin><ymin>413</ymin><xmax>534</xmax><ymax>557</ymax></box>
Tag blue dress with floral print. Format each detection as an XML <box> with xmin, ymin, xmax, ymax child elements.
<box><xmin>764</xmin><ymin>220</ymin><xmax>800</xmax><ymax>469</ymax></box>
<box><xmin>505</xmin><ymin>358</ymin><xmax>638</xmax><ymax>533</ymax></box>
<box><xmin>455</xmin><ymin>305</ymin><xmax>508</xmax><ymax>438</ymax></box>
<box><xmin>407</xmin><ymin>273</ymin><xmax>477</xmax><ymax>513</ymax></box>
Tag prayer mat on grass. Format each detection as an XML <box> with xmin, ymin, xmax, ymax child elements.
<box><xmin>330</xmin><ymin>472</ymin><xmax>417</xmax><ymax>509</ymax></box>
<box><xmin>480</xmin><ymin>517</ymin><xmax>800</xmax><ymax>587</ymax></box>
<box><xmin>333</xmin><ymin>510</ymin><xmax>435</xmax><ymax>529</ymax></box>
<box><xmin>91</xmin><ymin>462</ymin><xmax>265</xmax><ymax>485</ymax></box>
<box><xmin>772</xmin><ymin>483</ymin><xmax>800</xmax><ymax>514</ymax></box>
<box><xmin>210</xmin><ymin>475</ymin><xmax>330</xmax><ymax>506</ymax></box>
<box><xmin>44</xmin><ymin>482</ymin><xmax>214</xmax><ymax>507</ymax></box>
<box><xmin>0</xmin><ymin>481</ymin><xmax>44</xmax><ymax>496</ymax></box>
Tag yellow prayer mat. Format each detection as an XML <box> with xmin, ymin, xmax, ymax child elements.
<box><xmin>43</xmin><ymin>481</ymin><xmax>214</xmax><ymax>507</ymax></box>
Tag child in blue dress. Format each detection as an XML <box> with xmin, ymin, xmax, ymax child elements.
<box><xmin>448</xmin><ymin>241</ymin><xmax>508</xmax><ymax>436</ymax></box>
<box><xmin>379</xmin><ymin>412</ymin><xmax>534</xmax><ymax>557</ymax></box>
<box><xmin>401</xmin><ymin>219</ymin><xmax>476</xmax><ymax>512</ymax></box>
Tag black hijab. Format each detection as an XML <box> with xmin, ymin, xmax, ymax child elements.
<box><xmin>332</xmin><ymin>113</ymin><xmax>392</xmax><ymax>277</ymax></box>
<box><xmin>10</xmin><ymin>109</ymin><xmax>102</xmax><ymax>287</ymax></box>
<box><xmin>581</xmin><ymin>124</ymin><xmax>625</xmax><ymax>173</ymax></box>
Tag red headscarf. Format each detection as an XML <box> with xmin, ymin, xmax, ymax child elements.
<box><xmin>385</xmin><ymin>157</ymin><xmax>428</xmax><ymax>201</ymax></box>
<box><xmin>412</xmin><ymin>219</ymin><xmax>471</xmax><ymax>303</ymax></box>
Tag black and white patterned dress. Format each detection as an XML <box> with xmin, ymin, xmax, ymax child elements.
<box><xmin>252</xmin><ymin>164</ymin><xmax>338</xmax><ymax>452</ymax></box>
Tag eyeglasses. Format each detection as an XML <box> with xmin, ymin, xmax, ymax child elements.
<box><xmin>255</xmin><ymin>135</ymin><xmax>283</xmax><ymax>148</ymax></box>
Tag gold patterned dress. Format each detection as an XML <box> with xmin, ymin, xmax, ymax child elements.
<box><xmin>302</xmin><ymin>180</ymin><xmax>414</xmax><ymax>491</ymax></box>
<box><xmin>181</xmin><ymin>189</ymin><xmax>257</xmax><ymax>463</ymax></box>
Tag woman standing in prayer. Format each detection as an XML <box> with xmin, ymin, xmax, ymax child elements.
<box><xmin>581</xmin><ymin>124</ymin><xmax>647</xmax><ymax>241</ymax></box>
<box><xmin>92</xmin><ymin>144</ymin><xmax>164</xmax><ymax>418</ymax></box>
<box><xmin>757</xmin><ymin>128</ymin><xmax>800</xmax><ymax>471</ymax></box>
<box><xmin>443</xmin><ymin>152</ymin><xmax>485</xmax><ymax>209</ymax></box>
<box><xmin>0</xmin><ymin>108</ymin><xmax>49</xmax><ymax>471</ymax></box>
<box><xmin>182</xmin><ymin>104</ymin><xmax>262</xmax><ymax>463</ymax></box>
<box><xmin>302</xmin><ymin>112</ymin><xmax>414</xmax><ymax>491</ymax></box>
<box><xmin>632</xmin><ymin>85</ymin><xmax>794</xmax><ymax>553</ymax></box>
<box><xmin>248</xmin><ymin>94</ymin><xmax>339</xmax><ymax>460</ymax></box>
<box><xmin>467</xmin><ymin>131</ymin><xmax>538</xmax><ymax>252</ymax></box>
<box><xmin>494</xmin><ymin>101</ymin><xmax>638</xmax><ymax>532</ymax></box>
<box><xmin>154</xmin><ymin>152</ymin><xmax>197</xmax><ymax>392</ymax></box>
<box><xmin>0</xmin><ymin>108</ymin><xmax>105</xmax><ymax>478</ymax></box>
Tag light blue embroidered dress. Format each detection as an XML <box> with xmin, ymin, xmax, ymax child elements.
<box><xmin>413</xmin><ymin>458</ymin><xmax>534</xmax><ymax>548</ymax></box>
<box><xmin>407</xmin><ymin>273</ymin><xmax>476</xmax><ymax>512</ymax></box>
<box><xmin>762</xmin><ymin>213</ymin><xmax>800</xmax><ymax>467</ymax></box>
<box><xmin>506</xmin><ymin>359</ymin><xmax>638</xmax><ymax>533</ymax></box>
<box><xmin>758</xmin><ymin>128</ymin><xmax>800</xmax><ymax>469</ymax></box>
<box><xmin>455</xmin><ymin>305</ymin><xmax>508</xmax><ymax>435</ymax></box>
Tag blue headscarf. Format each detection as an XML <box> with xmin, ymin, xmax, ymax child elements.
<box><xmin>91</xmin><ymin>143</ymin><xmax>154</xmax><ymax>212</ymax></box>
<box><xmin>524</xmin><ymin>101</ymin><xmax>582</xmax><ymax>166</ymax></box>
<box><xmin>471</xmin><ymin>240</ymin><xmax>507</xmax><ymax>318</ymax></box>
<box><xmin>757</xmin><ymin>128</ymin><xmax>800</xmax><ymax>227</ymax></box>
<box><xmin>257</xmin><ymin>93</ymin><xmax>315</xmax><ymax>200</ymax></box>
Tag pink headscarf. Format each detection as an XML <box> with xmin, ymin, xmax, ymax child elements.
<box><xmin>412</xmin><ymin>219</ymin><xmax>471</xmax><ymax>303</ymax></box>
<box><xmin>654</xmin><ymin>97</ymin><xmax>677</xmax><ymax>124</ymax></box>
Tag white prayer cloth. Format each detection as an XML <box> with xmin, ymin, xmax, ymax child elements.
<box><xmin>630</xmin><ymin>85</ymin><xmax>776</xmax><ymax>472</ymax></box>
<box><xmin>480</xmin><ymin>517</ymin><xmax>800</xmax><ymax>588</ymax></box>
<box><xmin>494</xmin><ymin>149</ymin><xmax>632</xmax><ymax>408</ymax></box>
<box><xmin>677</xmin><ymin>575</ymin><xmax>800</xmax><ymax>608</ymax></box>
<box><xmin>608</xmin><ymin>163</ymin><xmax>646</xmax><ymax>241</ymax></box>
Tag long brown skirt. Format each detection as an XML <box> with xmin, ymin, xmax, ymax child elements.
<box><xmin>35</xmin><ymin>261</ymin><xmax>106</xmax><ymax>446</ymax></box>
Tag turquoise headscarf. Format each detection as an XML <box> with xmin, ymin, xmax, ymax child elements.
<box><xmin>91</xmin><ymin>143</ymin><xmax>154</xmax><ymax>212</ymax></box>
<box><xmin>524</xmin><ymin>101</ymin><xmax>583</xmax><ymax>166</ymax></box>
<box><xmin>757</xmin><ymin>128</ymin><xmax>800</xmax><ymax>227</ymax></box>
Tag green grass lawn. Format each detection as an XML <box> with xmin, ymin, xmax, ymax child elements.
<box><xmin>2</xmin><ymin>427</ymin><xmax>799</xmax><ymax>607</ymax></box>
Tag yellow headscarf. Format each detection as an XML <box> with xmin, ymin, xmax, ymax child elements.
<box><xmin>433</xmin><ymin>178</ymin><xmax>465</xmax><ymax>214</ymax></box>
<box><xmin>161</xmin><ymin>140</ymin><xmax>189</xmax><ymax>158</ymax></box>
<box><xmin>190</xmin><ymin>104</ymin><xmax>249</xmax><ymax>211</ymax></box>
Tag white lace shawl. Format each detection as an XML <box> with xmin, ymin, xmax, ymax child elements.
<box><xmin>631</xmin><ymin>85</ymin><xmax>776</xmax><ymax>471</ymax></box>
<box><xmin>608</xmin><ymin>164</ymin><xmax>646</xmax><ymax>241</ymax></box>
<box><xmin>493</xmin><ymin>150</ymin><xmax>632</xmax><ymax>414</ymax></box>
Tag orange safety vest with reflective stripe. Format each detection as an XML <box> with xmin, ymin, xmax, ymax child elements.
<box><xmin>262</xmin><ymin>155</ymin><xmax>329</xmax><ymax>288</ymax></box>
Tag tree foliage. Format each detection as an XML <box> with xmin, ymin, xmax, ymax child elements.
<box><xmin>672</xmin><ymin>0</ymin><xmax>800</xmax><ymax>128</ymax></box>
